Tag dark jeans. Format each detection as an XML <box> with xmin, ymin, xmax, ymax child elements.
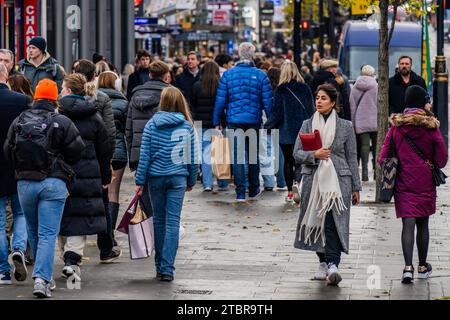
<box><xmin>227</xmin><ymin>124</ymin><xmax>261</xmax><ymax>197</ymax></box>
<box><xmin>280</xmin><ymin>144</ymin><xmax>295</xmax><ymax>192</ymax></box>
<box><xmin>316</xmin><ymin>211</ymin><xmax>344</xmax><ymax>267</ymax></box>
<box><xmin>97</xmin><ymin>188</ymin><xmax>114</xmax><ymax>257</ymax></box>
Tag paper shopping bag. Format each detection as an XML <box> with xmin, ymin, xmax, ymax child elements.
<box><xmin>211</xmin><ymin>135</ymin><xmax>231</xmax><ymax>180</ymax></box>
<box><xmin>128</xmin><ymin>217</ymin><xmax>154</xmax><ymax>260</ymax></box>
<box><xmin>117</xmin><ymin>193</ymin><xmax>140</xmax><ymax>234</ymax></box>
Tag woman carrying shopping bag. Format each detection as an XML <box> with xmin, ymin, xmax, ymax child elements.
<box><xmin>135</xmin><ymin>87</ymin><xmax>198</xmax><ymax>282</ymax></box>
<box><xmin>378</xmin><ymin>85</ymin><xmax>448</xmax><ymax>284</ymax></box>
<box><xmin>293</xmin><ymin>83</ymin><xmax>361</xmax><ymax>286</ymax></box>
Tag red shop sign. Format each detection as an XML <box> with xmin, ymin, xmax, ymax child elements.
<box><xmin>23</xmin><ymin>0</ymin><xmax>38</xmax><ymax>54</ymax></box>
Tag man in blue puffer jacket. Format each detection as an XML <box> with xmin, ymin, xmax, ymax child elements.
<box><xmin>213</xmin><ymin>43</ymin><xmax>273</xmax><ymax>202</ymax></box>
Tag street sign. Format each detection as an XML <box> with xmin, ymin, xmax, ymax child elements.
<box><xmin>135</xmin><ymin>17</ymin><xmax>158</xmax><ymax>26</ymax></box>
<box><xmin>23</xmin><ymin>0</ymin><xmax>38</xmax><ymax>53</ymax></box>
<box><xmin>352</xmin><ymin>0</ymin><xmax>379</xmax><ymax>15</ymax></box>
<box><xmin>212</xmin><ymin>9</ymin><xmax>230</xmax><ymax>26</ymax></box>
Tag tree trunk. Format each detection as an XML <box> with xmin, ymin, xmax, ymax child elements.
<box><xmin>375</xmin><ymin>1</ymin><xmax>390</xmax><ymax>202</ymax></box>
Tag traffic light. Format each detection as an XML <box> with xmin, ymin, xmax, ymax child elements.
<box><xmin>301</xmin><ymin>20</ymin><xmax>310</xmax><ymax>30</ymax></box>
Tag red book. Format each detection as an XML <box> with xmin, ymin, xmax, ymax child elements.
<box><xmin>299</xmin><ymin>130</ymin><xmax>323</xmax><ymax>151</ymax></box>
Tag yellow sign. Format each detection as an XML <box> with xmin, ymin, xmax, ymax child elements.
<box><xmin>352</xmin><ymin>0</ymin><xmax>380</xmax><ymax>15</ymax></box>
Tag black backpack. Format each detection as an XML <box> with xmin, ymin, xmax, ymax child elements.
<box><xmin>13</xmin><ymin>110</ymin><xmax>56</xmax><ymax>180</ymax></box>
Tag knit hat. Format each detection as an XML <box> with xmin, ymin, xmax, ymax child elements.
<box><xmin>405</xmin><ymin>85</ymin><xmax>430</xmax><ymax>109</ymax></box>
<box><xmin>29</xmin><ymin>37</ymin><xmax>47</xmax><ymax>53</ymax></box>
<box><xmin>34</xmin><ymin>79</ymin><xmax>58</xmax><ymax>101</ymax></box>
<box><xmin>320</xmin><ymin>59</ymin><xmax>339</xmax><ymax>70</ymax></box>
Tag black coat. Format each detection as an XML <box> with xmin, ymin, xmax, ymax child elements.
<box><xmin>58</xmin><ymin>95</ymin><xmax>112</xmax><ymax>236</ymax></box>
<box><xmin>190</xmin><ymin>81</ymin><xmax>217</xmax><ymax>128</ymax></box>
<box><xmin>126</xmin><ymin>79</ymin><xmax>169</xmax><ymax>170</ymax></box>
<box><xmin>174</xmin><ymin>66</ymin><xmax>200</xmax><ymax>102</ymax></box>
<box><xmin>127</xmin><ymin>68</ymin><xmax>150</xmax><ymax>100</ymax></box>
<box><xmin>4</xmin><ymin>100</ymin><xmax>85</xmax><ymax>184</ymax></box>
<box><xmin>389</xmin><ymin>71</ymin><xmax>427</xmax><ymax>115</ymax></box>
<box><xmin>0</xmin><ymin>83</ymin><xmax>30</xmax><ymax>197</ymax></box>
<box><xmin>311</xmin><ymin>70</ymin><xmax>351</xmax><ymax>121</ymax></box>
<box><xmin>265</xmin><ymin>81</ymin><xmax>315</xmax><ymax>145</ymax></box>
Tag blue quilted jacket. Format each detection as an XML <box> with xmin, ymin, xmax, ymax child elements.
<box><xmin>135</xmin><ymin>112</ymin><xmax>198</xmax><ymax>188</ymax></box>
<box><xmin>213</xmin><ymin>62</ymin><xmax>273</xmax><ymax>126</ymax></box>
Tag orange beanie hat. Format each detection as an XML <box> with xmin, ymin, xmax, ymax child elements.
<box><xmin>34</xmin><ymin>79</ymin><xmax>58</xmax><ymax>101</ymax></box>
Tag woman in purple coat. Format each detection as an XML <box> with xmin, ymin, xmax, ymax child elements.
<box><xmin>379</xmin><ymin>85</ymin><xmax>448</xmax><ymax>284</ymax></box>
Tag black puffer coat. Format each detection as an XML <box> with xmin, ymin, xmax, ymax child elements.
<box><xmin>87</xmin><ymin>90</ymin><xmax>116</xmax><ymax>154</ymax></box>
<box><xmin>190</xmin><ymin>81</ymin><xmax>216</xmax><ymax>128</ymax></box>
<box><xmin>126</xmin><ymin>79</ymin><xmax>169</xmax><ymax>170</ymax></box>
<box><xmin>389</xmin><ymin>71</ymin><xmax>427</xmax><ymax>115</ymax></box>
<box><xmin>58</xmin><ymin>95</ymin><xmax>112</xmax><ymax>237</ymax></box>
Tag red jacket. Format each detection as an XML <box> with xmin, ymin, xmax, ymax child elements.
<box><xmin>378</xmin><ymin>108</ymin><xmax>448</xmax><ymax>218</ymax></box>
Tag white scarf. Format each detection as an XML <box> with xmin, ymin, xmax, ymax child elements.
<box><xmin>300</xmin><ymin>110</ymin><xmax>346</xmax><ymax>246</ymax></box>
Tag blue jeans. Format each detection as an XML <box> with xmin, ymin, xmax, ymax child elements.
<box><xmin>18</xmin><ymin>178</ymin><xmax>68</xmax><ymax>282</ymax></box>
<box><xmin>0</xmin><ymin>194</ymin><xmax>27</xmax><ymax>274</ymax></box>
<box><xmin>148</xmin><ymin>176</ymin><xmax>187</xmax><ymax>276</ymax></box>
<box><xmin>227</xmin><ymin>124</ymin><xmax>261</xmax><ymax>197</ymax></box>
<box><xmin>260</xmin><ymin>133</ymin><xmax>274</xmax><ymax>188</ymax></box>
<box><xmin>200</xmin><ymin>128</ymin><xmax>229</xmax><ymax>189</ymax></box>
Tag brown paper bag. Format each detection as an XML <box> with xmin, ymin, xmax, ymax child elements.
<box><xmin>130</xmin><ymin>205</ymin><xmax>147</xmax><ymax>225</ymax></box>
<box><xmin>211</xmin><ymin>135</ymin><xmax>232</xmax><ymax>180</ymax></box>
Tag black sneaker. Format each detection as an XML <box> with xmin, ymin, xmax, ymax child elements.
<box><xmin>159</xmin><ymin>274</ymin><xmax>174</xmax><ymax>282</ymax></box>
<box><xmin>418</xmin><ymin>263</ymin><xmax>432</xmax><ymax>279</ymax></box>
<box><xmin>402</xmin><ymin>267</ymin><xmax>414</xmax><ymax>284</ymax></box>
<box><xmin>156</xmin><ymin>273</ymin><xmax>163</xmax><ymax>280</ymax></box>
<box><xmin>100</xmin><ymin>248</ymin><xmax>122</xmax><ymax>264</ymax></box>
<box><xmin>11</xmin><ymin>250</ymin><xmax>28</xmax><ymax>282</ymax></box>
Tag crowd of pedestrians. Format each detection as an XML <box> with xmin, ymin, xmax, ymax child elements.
<box><xmin>0</xmin><ymin>35</ymin><xmax>447</xmax><ymax>298</ymax></box>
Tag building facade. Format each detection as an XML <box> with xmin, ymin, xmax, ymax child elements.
<box><xmin>0</xmin><ymin>0</ymin><xmax>135</xmax><ymax>72</ymax></box>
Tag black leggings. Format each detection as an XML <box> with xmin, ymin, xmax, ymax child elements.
<box><xmin>280</xmin><ymin>144</ymin><xmax>295</xmax><ymax>192</ymax></box>
<box><xmin>401</xmin><ymin>217</ymin><xmax>430</xmax><ymax>267</ymax></box>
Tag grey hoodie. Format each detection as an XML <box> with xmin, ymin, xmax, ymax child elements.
<box><xmin>350</xmin><ymin>75</ymin><xmax>378</xmax><ymax>134</ymax></box>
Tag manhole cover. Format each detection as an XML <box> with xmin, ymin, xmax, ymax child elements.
<box><xmin>175</xmin><ymin>289</ymin><xmax>213</xmax><ymax>295</ymax></box>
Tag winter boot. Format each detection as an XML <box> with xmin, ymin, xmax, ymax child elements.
<box><xmin>109</xmin><ymin>202</ymin><xmax>120</xmax><ymax>247</ymax></box>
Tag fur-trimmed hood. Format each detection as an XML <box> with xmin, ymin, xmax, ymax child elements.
<box><xmin>390</xmin><ymin>108</ymin><xmax>440</xmax><ymax>129</ymax></box>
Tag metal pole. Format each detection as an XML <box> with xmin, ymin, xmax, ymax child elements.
<box><xmin>293</xmin><ymin>0</ymin><xmax>302</xmax><ymax>67</ymax></box>
<box><xmin>55</xmin><ymin>0</ymin><xmax>64</xmax><ymax>64</ymax></box>
<box><xmin>259</xmin><ymin>0</ymin><xmax>262</xmax><ymax>45</ymax></box>
<box><xmin>111</xmin><ymin>0</ymin><xmax>121</xmax><ymax>70</ymax></box>
<box><xmin>309</xmin><ymin>11</ymin><xmax>314</xmax><ymax>60</ymax></box>
<box><xmin>96</xmin><ymin>0</ymin><xmax>106</xmax><ymax>55</ymax></box>
<box><xmin>126</xmin><ymin>0</ymin><xmax>135</xmax><ymax>66</ymax></box>
<box><xmin>80</xmin><ymin>0</ymin><xmax>89</xmax><ymax>60</ymax></box>
<box><xmin>433</xmin><ymin>0</ymin><xmax>449</xmax><ymax>147</ymax></box>
<box><xmin>328</xmin><ymin>0</ymin><xmax>335</xmax><ymax>57</ymax></box>
<box><xmin>319</xmin><ymin>0</ymin><xmax>324</xmax><ymax>58</ymax></box>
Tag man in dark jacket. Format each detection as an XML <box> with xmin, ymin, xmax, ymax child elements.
<box><xmin>213</xmin><ymin>43</ymin><xmax>273</xmax><ymax>202</ymax></box>
<box><xmin>126</xmin><ymin>49</ymin><xmax>152</xmax><ymax>100</ymax></box>
<box><xmin>0</xmin><ymin>49</ymin><xmax>19</xmax><ymax>76</ymax></box>
<box><xmin>174</xmin><ymin>51</ymin><xmax>201</xmax><ymax>102</ymax></box>
<box><xmin>389</xmin><ymin>56</ymin><xmax>427</xmax><ymax>115</ymax></box>
<box><xmin>126</xmin><ymin>61</ymin><xmax>170</xmax><ymax>215</ymax></box>
<box><xmin>311</xmin><ymin>59</ymin><xmax>351</xmax><ymax>121</ymax></box>
<box><xmin>18</xmin><ymin>37</ymin><xmax>64</xmax><ymax>91</ymax></box>
<box><xmin>0</xmin><ymin>63</ymin><xmax>30</xmax><ymax>285</ymax></box>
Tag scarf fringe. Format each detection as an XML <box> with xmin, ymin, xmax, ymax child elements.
<box><xmin>316</xmin><ymin>192</ymin><xmax>347</xmax><ymax>218</ymax></box>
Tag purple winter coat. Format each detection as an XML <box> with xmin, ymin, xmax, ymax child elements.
<box><xmin>378</xmin><ymin>109</ymin><xmax>448</xmax><ymax>218</ymax></box>
<box><xmin>350</xmin><ymin>75</ymin><xmax>378</xmax><ymax>134</ymax></box>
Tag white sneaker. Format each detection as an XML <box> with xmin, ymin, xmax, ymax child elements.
<box><xmin>314</xmin><ymin>262</ymin><xmax>328</xmax><ymax>280</ymax></box>
<box><xmin>292</xmin><ymin>183</ymin><xmax>301</xmax><ymax>204</ymax></box>
<box><xmin>327</xmin><ymin>263</ymin><xmax>342</xmax><ymax>286</ymax></box>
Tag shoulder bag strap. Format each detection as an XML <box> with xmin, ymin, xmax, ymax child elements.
<box><xmin>354</xmin><ymin>91</ymin><xmax>367</xmax><ymax>116</ymax></box>
<box><xmin>400</xmin><ymin>132</ymin><xmax>433</xmax><ymax>167</ymax></box>
<box><xmin>286</xmin><ymin>87</ymin><xmax>307</xmax><ymax>112</ymax></box>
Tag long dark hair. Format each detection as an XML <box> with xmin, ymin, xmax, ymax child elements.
<box><xmin>316</xmin><ymin>83</ymin><xmax>341</xmax><ymax>113</ymax></box>
<box><xmin>8</xmin><ymin>74</ymin><xmax>34</xmax><ymax>98</ymax></box>
<box><xmin>200</xmin><ymin>61</ymin><xmax>220</xmax><ymax>97</ymax></box>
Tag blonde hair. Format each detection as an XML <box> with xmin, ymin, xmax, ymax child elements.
<box><xmin>95</xmin><ymin>61</ymin><xmax>110</xmax><ymax>77</ymax></box>
<box><xmin>64</xmin><ymin>73</ymin><xmax>87</xmax><ymax>96</ymax></box>
<box><xmin>279</xmin><ymin>60</ymin><xmax>305</xmax><ymax>85</ymax></box>
<box><xmin>160</xmin><ymin>87</ymin><xmax>193</xmax><ymax>125</ymax></box>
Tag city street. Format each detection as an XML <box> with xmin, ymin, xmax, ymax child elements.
<box><xmin>1</xmin><ymin>159</ymin><xmax>450</xmax><ymax>300</ymax></box>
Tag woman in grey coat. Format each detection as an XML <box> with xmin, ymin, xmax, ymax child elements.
<box><xmin>293</xmin><ymin>83</ymin><xmax>361</xmax><ymax>286</ymax></box>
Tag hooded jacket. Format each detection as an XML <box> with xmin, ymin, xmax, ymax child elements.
<box><xmin>135</xmin><ymin>112</ymin><xmax>198</xmax><ymax>189</ymax></box>
<box><xmin>378</xmin><ymin>109</ymin><xmax>448</xmax><ymax>218</ymax></box>
<box><xmin>350</xmin><ymin>75</ymin><xmax>379</xmax><ymax>134</ymax></box>
<box><xmin>126</xmin><ymin>79</ymin><xmax>169</xmax><ymax>170</ymax></box>
<box><xmin>4</xmin><ymin>100</ymin><xmax>85</xmax><ymax>184</ymax></box>
<box><xmin>389</xmin><ymin>71</ymin><xmax>427</xmax><ymax>115</ymax></box>
<box><xmin>99</xmin><ymin>88</ymin><xmax>129</xmax><ymax>163</ymax></box>
<box><xmin>18</xmin><ymin>53</ymin><xmax>64</xmax><ymax>92</ymax></box>
<box><xmin>265</xmin><ymin>80</ymin><xmax>315</xmax><ymax>145</ymax></box>
<box><xmin>58</xmin><ymin>95</ymin><xmax>112</xmax><ymax>236</ymax></box>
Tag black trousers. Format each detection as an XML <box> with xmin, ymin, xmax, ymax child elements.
<box><xmin>97</xmin><ymin>188</ymin><xmax>114</xmax><ymax>257</ymax></box>
<box><xmin>280</xmin><ymin>144</ymin><xmax>295</xmax><ymax>192</ymax></box>
<box><xmin>316</xmin><ymin>211</ymin><xmax>344</xmax><ymax>267</ymax></box>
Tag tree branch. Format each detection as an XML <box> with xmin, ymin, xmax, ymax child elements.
<box><xmin>388</xmin><ymin>1</ymin><xmax>399</xmax><ymax>45</ymax></box>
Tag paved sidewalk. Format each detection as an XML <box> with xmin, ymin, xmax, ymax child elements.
<box><xmin>1</xmin><ymin>165</ymin><xmax>450</xmax><ymax>300</ymax></box>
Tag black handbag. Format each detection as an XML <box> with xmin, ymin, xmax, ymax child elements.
<box><xmin>402</xmin><ymin>134</ymin><xmax>447</xmax><ymax>187</ymax></box>
<box><xmin>380</xmin><ymin>132</ymin><xmax>399</xmax><ymax>203</ymax></box>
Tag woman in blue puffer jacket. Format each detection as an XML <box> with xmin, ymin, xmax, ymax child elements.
<box><xmin>135</xmin><ymin>87</ymin><xmax>198</xmax><ymax>282</ymax></box>
<box><xmin>97</xmin><ymin>71</ymin><xmax>128</xmax><ymax>244</ymax></box>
